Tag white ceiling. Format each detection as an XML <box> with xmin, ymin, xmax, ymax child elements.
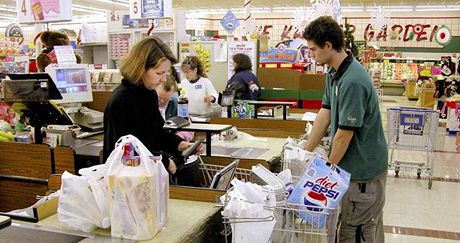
<box><xmin>174</xmin><ymin>0</ymin><xmax>460</xmax><ymax>9</ymax></box>
<box><xmin>0</xmin><ymin>0</ymin><xmax>458</xmax><ymax>21</ymax></box>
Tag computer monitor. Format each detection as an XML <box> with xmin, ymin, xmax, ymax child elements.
<box><xmin>45</xmin><ymin>64</ymin><xmax>93</xmax><ymax>104</ymax></box>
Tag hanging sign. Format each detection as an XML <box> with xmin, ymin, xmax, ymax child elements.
<box><xmin>220</xmin><ymin>10</ymin><xmax>240</xmax><ymax>34</ymax></box>
<box><xmin>16</xmin><ymin>0</ymin><xmax>72</xmax><ymax>24</ymax></box>
<box><xmin>129</xmin><ymin>0</ymin><xmax>172</xmax><ymax>19</ymax></box>
<box><xmin>5</xmin><ymin>23</ymin><xmax>24</xmax><ymax>38</ymax></box>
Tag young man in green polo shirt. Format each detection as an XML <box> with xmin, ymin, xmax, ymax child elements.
<box><xmin>303</xmin><ymin>16</ymin><xmax>388</xmax><ymax>243</ymax></box>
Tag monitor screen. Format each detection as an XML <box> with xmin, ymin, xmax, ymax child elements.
<box><xmin>45</xmin><ymin>64</ymin><xmax>93</xmax><ymax>104</ymax></box>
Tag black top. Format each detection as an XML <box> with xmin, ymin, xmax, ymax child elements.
<box><xmin>227</xmin><ymin>70</ymin><xmax>260</xmax><ymax>100</ymax></box>
<box><xmin>103</xmin><ymin>79</ymin><xmax>183</xmax><ymax>165</ymax></box>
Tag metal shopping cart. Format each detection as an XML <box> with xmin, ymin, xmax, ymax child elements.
<box><xmin>213</xmin><ymin>157</ymin><xmax>339</xmax><ymax>243</ymax></box>
<box><xmin>221</xmin><ymin>190</ymin><xmax>339</xmax><ymax>243</ymax></box>
<box><xmin>387</xmin><ymin>107</ymin><xmax>439</xmax><ymax>189</ymax></box>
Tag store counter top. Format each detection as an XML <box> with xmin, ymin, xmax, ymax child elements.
<box><xmin>4</xmin><ymin>199</ymin><xmax>221</xmax><ymax>243</ymax></box>
<box><xmin>211</xmin><ymin>136</ymin><xmax>286</xmax><ymax>161</ymax></box>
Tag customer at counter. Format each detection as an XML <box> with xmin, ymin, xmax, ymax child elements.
<box><xmin>103</xmin><ymin>37</ymin><xmax>199</xmax><ymax>174</ymax></box>
<box><xmin>156</xmin><ymin>78</ymin><xmax>194</xmax><ymax>142</ymax></box>
<box><xmin>180</xmin><ymin>56</ymin><xmax>219</xmax><ymax>117</ymax></box>
<box><xmin>226</xmin><ymin>53</ymin><xmax>261</xmax><ymax>100</ymax></box>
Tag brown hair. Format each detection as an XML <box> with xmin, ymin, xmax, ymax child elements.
<box><xmin>161</xmin><ymin>77</ymin><xmax>178</xmax><ymax>92</ymax></box>
<box><xmin>120</xmin><ymin>37</ymin><xmax>178</xmax><ymax>86</ymax></box>
<box><xmin>181</xmin><ymin>56</ymin><xmax>207</xmax><ymax>78</ymax></box>
<box><xmin>232</xmin><ymin>53</ymin><xmax>252</xmax><ymax>73</ymax></box>
<box><xmin>303</xmin><ymin>16</ymin><xmax>345</xmax><ymax>51</ymax></box>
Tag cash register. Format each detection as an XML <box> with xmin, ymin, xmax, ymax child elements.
<box><xmin>45</xmin><ymin>64</ymin><xmax>104</xmax><ymax>132</ymax></box>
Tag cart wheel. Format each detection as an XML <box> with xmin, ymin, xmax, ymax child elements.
<box><xmin>428</xmin><ymin>179</ymin><xmax>433</xmax><ymax>189</ymax></box>
<box><xmin>395</xmin><ymin>170</ymin><xmax>399</xmax><ymax>177</ymax></box>
<box><xmin>417</xmin><ymin>172</ymin><xmax>421</xmax><ymax>179</ymax></box>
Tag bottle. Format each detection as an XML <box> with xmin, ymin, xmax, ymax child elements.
<box><xmin>177</xmin><ymin>89</ymin><xmax>189</xmax><ymax>118</ymax></box>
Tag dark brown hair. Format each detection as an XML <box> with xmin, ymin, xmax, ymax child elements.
<box><xmin>303</xmin><ymin>16</ymin><xmax>345</xmax><ymax>52</ymax></box>
<box><xmin>232</xmin><ymin>53</ymin><xmax>252</xmax><ymax>73</ymax></box>
<box><xmin>181</xmin><ymin>56</ymin><xmax>207</xmax><ymax>78</ymax></box>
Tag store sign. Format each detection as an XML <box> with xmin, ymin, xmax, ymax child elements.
<box><xmin>16</xmin><ymin>0</ymin><xmax>72</xmax><ymax>24</ymax></box>
<box><xmin>129</xmin><ymin>0</ymin><xmax>172</xmax><ymax>19</ymax></box>
<box><xmin>220</xmin><ymin>11</ymin><xmax>240</xmax><ymax>34</ymax></box>
<box><xmin>259</xmin><ymin>47</ymin><xmax>298</xmax><ymax>63</ymax></box>
<box><xmin>5</xmin><ymin>23</ymin><xmax>23</xmax><ymax>38</ymax></box>
<box><xmin>227</xmin><ymin>41</ymin><xmax>256</xmax><ymax>79</ymax></box>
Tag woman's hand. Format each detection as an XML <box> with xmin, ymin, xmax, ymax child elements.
<box><xmin>178</xmin><ymin>141</ymin><xmax>204</xmax><ymax>155</ymax></box>
<box><xmin>204</xmin><ymin>95</ymin><xmax>215</xmax><ymax>104</ymax></box>
<box><xmin>167</xmin><ymin>159</ymin><xmax>177</xmax><ymax>174</ymax></box>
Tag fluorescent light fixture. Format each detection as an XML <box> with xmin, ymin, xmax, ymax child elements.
<box><xmin>73</xmin><ymin>4</ymin><xmax>108</xmax><ymax>13</ymax></box>
<box><xmin>271</xmin><ymin>7</ymin><xmax>298</xmax><ymax>13</ymax></box>
<box><xmin>366</xmin><ymin>6</ymin><xmax>413</xmax><ymax>12</ymax></box>
<box><xmin>415</xmin><ymin>5</ymin><xmax>460</xmax><ymax>11</ymax></box>
<box><xmin>93</xmin><ymin>0</ymin><xmax>128</xmax><ymax>7</ymax></box>
<box><xmin>342</xmin><ymin>7</ymin><xmax>364</xmax><ymax>12</ymax></box>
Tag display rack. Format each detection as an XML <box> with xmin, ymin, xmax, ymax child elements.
<box><xmin>106</xmin><ymin>11</ymin><xmax>184</xmax><ymax>69</ymax></box>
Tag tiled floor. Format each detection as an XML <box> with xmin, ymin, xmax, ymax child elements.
<box><xmin>379</xmin><ymin>95</ymin><xmax>460</xmax><ymax>242</ymax></box>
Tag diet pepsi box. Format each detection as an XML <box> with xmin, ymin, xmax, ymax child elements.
<box><xmin>287</xmin><ymin>155</ymin><xmax>350</xmax><ymax>228</ymax></box>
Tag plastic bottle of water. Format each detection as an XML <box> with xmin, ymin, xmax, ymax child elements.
<box><xmin>177</xmin><ymin>89</ymin><xmax>189</xmax><ymax>118</ymax></box>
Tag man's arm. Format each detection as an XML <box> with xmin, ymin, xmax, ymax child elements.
<box><xmin>305</xmin><ymin>108</ymin><xmax>331</xmax><ymax>152</ymax></box>
<box><xmin>328</xmin><ymin>128</ymin><xmax>353</xmax><ymax>165</ymax></box>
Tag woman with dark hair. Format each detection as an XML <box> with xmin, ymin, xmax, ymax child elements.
<box><xmin>227</xmin><ymin>53</ymin><xmax>260</xmax><ymax>100</ymax></box>
<box><xmin>103</xmin><ymin>37</ymin><xmax>200</xmax><ymax>174</ymax></box>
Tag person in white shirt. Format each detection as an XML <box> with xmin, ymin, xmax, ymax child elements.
<box><xmin>180</xmin><ymin>56</ymin><xmax>218</xmax><ymax>117</ymax></box>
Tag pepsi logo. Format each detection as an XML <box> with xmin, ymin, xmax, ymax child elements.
<box><xmin>304</xmin><ymin>191</ymin><xmax>327</xmax><ymax>212</ymax></box>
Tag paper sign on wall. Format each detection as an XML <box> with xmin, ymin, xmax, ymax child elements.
<box><xmin>130</xmin><ymin>0</ymin><xmax>172</xmax><ymax>19</ymax></box>
<box><xmin>16</xmin><ymin>0</ymin><xmax>72</xmax><ymax>24</ymax></box>
<box><xmin>227</xmin><ymin>41</ymin><xmax>256</xmax><ymax>79</ymax></box>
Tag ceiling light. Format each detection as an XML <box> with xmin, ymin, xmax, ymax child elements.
<box><xmin>73</xmin><ymin>4</ymin><xmax>108</xmax><ymax>13</ymax></box>
<box><xmin>415</xmin><ymin>5</ymin><xmax>460</xmax><ymax>11</ymax></box>
<box><xmin>93</xmin><ymin>0</ymin><xmax>128</xmax><ymax>7</ymax></box>
<box><xmin>342</xmin><ymin>7</ymin><xmax>364</xmax><ymax>12</ymax></box>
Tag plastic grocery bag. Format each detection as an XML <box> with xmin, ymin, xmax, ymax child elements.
<box><xmin>58</xmin><ymin>171</ymin><xmax>110</xmax><ymax>232</ymax></box>
<box><xmin>287</xmin><ymin>155</ymin><xmax>351</xmax><ymax>228</ymax></box>
<box><xmin>106</xmin><ymin>134</ymin><xmax>168</xmax><ymax>240</ymax></box>
<box><xmin>79</xmin><ymin>164</ymin><xmax>110</xmax><ymax>228</ymax></box>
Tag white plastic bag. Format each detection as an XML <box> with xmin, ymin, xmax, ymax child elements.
<box><xmin>79</xmin><ymin>164</ymin><xmax>110</xmax><ymax>228</ymax></box>
<box><xmin>58</xmin><ymin>171</ymin><xmax>110</xmax><ymax>232</ymax></box>
<box><xmin>106</xmin><ymin>135</ymin><xmax>168</xmax><ymax>240</ymax></box>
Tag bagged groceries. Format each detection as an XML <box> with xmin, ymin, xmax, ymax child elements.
<box><xmin>58</xmin><ymin>171</ymin><xmax>110</xmax><ymax>232</ymax></box>
<box><xmin>57</xmin><ymin>134</ymin><xmax>168</xmax><ymax>240</ymax></box>
<box><xmin>107</xmin><ymin>135</ymin><xmax>169</xmax><ymax>240</ymax></box>
<box><xmin>287</xmin><ymin>155</ymin><xmax>350</xmax><ymax>228</ymax></box>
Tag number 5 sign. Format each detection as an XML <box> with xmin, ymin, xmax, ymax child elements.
<box><xmin>130</xmin><ymin>0</ymin><xmax>142</xmax><ymax>19</ymax></box>
<box><xmin>130</xmin><ymin>0</ymin><xmax>172</xmax><ymax>19</ymax></box>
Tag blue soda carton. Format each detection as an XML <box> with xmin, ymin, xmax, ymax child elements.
<box><xmin>287</xmin><ymin>155</ymin><xmax>351</xmax><ymax>228</ymax></box>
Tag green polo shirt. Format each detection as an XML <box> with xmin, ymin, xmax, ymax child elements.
<box><xmin>322</xmin><ymin>53</ymin><xmax>388</xmax><ymax>181</ymax></box>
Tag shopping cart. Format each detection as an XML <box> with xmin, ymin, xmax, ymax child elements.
<box><xmin>199</xmin><ymin>162</ymin><xmax>252</xmax><ymax>187</ymax></box>
<box><xmin>387</xmin><ymin>107</ymin><xmax>439</xmax><ymax>189</ymax></box>
<box><xmin>216</xmin><ymin>156</ymin><xmax>339</xmax><ymax>243</ymax></box>
<box><xmin>221</xmin><ymin>191</ymin><xmax>339</xmax><ymax>243</ymax></box>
